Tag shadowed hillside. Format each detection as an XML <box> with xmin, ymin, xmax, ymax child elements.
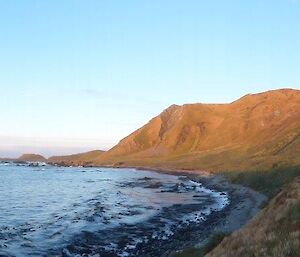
<box><xmin>93</xmin><ymin>89</ymin><xmax>300</xmax><ymax>172</ymax></box>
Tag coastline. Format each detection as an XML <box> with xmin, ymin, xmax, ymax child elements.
<box><xmin>157</xmin><ymin>170</ymin><xmax>267</xmax><ymax>256</ymax></box>
<box><xmin>8</xmin><ymin>159</ymin><xmax>267</xmax><ymax>256</ymax></box>
<box><xmin>109</xmin><ymin>165</ymin><xmax>268</xmax><ymax>255</ymax></box>
<box><xmin>48</xmin><ymin>161</ymin><xmax>267</xmax><ymax>256</ymax></box>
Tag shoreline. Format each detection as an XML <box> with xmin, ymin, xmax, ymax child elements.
<box><xmin>90</xmin><ymin>164</ymin><xmax>267</xmax><ymax>256</ymax></box>
<box><xmin>162</xmin><ymin>171</ymin><xmax>267</xmax><ymax>256</ymax></box>
<box><xmin>109</xmin><ymin>165</ymin><xmax>268</xmax><ymax>255</ymax></box>
<box><xmin>3</xmin><ymin>160</ymin><xmax>268</xmax><ymax>256</ymax></box>
<box><xmin>52</xmin><ymin>162</ymin><xmax>268</xmax><ymax>255</ymax></box>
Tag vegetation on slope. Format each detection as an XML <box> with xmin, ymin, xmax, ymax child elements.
<box><xmin>48</xmin><ymin>150</ymin><xmax>104</xmax><ymax>166</ymax></box>
<box><xmin>222</xmin><ymin>165</ymin><xmax>300</xmax><ymax>198</ymax></box>
<box><xmin>170</xmin><ymin>166</ymin><xmax>300</xmax><ymax>257</ymax></box>
<box><xmin>18</xmin><ymin>153</ymin><xmax>47</xmax><ymax>162</ymax></box>
<box><xmin>205</xmin><ymin>176</ymin><xmax>300</xmax><ymax>257</ymax></box>
<box><xmin>94</xmin><ymin>89</ymin><xmax>300</xmax><ymax>173</ymax></box>
<box><xmin>42</xmin><ymin>89</ymin><xmax>300</xmax><ymax>174</ymax></box>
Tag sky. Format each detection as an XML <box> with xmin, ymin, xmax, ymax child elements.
<box><xmin>0</xmin><ymin>0</ymin><xmax>299</xmax><ymax>157</ymax></box>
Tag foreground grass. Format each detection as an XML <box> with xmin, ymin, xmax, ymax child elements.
<box><xmin>172</xmin><ymin>166</ymin><xmax>300</xmax><ymax>257</ymax></box>
<box><xmin>222</xmin><ymin>165</ymin><xmax>300</xmax><ymax>198</ymax></box>
<box><xmin>205</xmin><ymin>176</ymin><xmax>300</xmax><ymax>257</ymax></box>
<box><xmin>288</xmin><ymin>200</ymin><xmax>300</xmax><ymax>221</ymax></box>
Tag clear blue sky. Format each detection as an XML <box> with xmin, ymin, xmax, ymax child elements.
<box><xmin>0</xmin><ymin>0</ymin><xmax>299</xmax><ymax>157</ymax></box>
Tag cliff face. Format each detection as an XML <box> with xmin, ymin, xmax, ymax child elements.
<box><xmin>205</xmin><ymin>176</ymin><xmax>300</xmax><ymax>257</ymax></box>
<box><xmin>18</xmin><ymin>154</ymin><xmax>47</xmax><ymax>162</ymax></box>
<box><xmin>95</xmin><ymin>89</ymin><xmax>300</xmax><ymax>172</ymax></box>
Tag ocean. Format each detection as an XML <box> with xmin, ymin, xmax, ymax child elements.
<box><xmin>0</xmin><ymin>162</ymin><xmax>228</xmax><ymax>257</ymax></box>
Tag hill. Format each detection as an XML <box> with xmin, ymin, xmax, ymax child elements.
<box><xmin>0</xmin><ymin>157</ymin><xmax>15</xmax><ymax>161</ymax></box>
<box><xmin>93</xmin><ymin>88</ymin><xmax>300</xmax><ymax>172</ymax></box>
<box><xmin>18</xmin><ymin>154</ymin><xmax>47</xmax><ymax>162</ymax></box>
<box><xmin>48</xmin><ymin>150</ymin><xmax>105</xmax><ymax>166</ymax></box>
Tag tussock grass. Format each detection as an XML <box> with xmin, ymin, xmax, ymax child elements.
<box><xmin>175</xmin><ymin>166</ymin><xmax>300</xmax><ymax>257</ymax></box>
<box><xmin>288</xmin><ymin>200</ymin><xmax>300</xmax><ymax>221</ymax></box>
<box><xmin>222</xmin><ymin>165</ymin><xmax>300</xmax><ymax>198</ymax></box>
<box><xmin>206</xmin><ymin>176</ymin><xmax>300</xmax><ymax>257</ymax></box>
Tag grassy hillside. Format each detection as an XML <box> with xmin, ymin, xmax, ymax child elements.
<box><xmin>48</xmin><ymin>150</ymin><xmax>105</xmax><ymax>166</ymax></box>
<box><xmin>222</xmin><ymin>165</ymin><xmax>300</xmax><ymax>199</ymax></box>
<box><xmin>94</xmin><ymin>89</ymin><xmax>300</xmax><ymax>172</ymax></box>
<box><xmin>206</xmin><ymin>176</ymin><xmax>300</xmax><ymax>257</ymax></box>
<box><xmin>44</xmin><ymin>89</ymin><xmax>300</xmax><ymax>173</ymax></box>
<box><xmin>18</xmin><ymin>154</ymin><xmax>47</xmax><ymax>162</ymax></box>
<box><xmin>170</xmin><ymin>166</ymin><xmax>300</xmax><ymax>257</ymax></box>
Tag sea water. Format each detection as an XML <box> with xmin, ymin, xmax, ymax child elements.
<box><xmin>0</xmin><ymin>162</ymin><xmax>229</xmax><ymax>257</ymax></box>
